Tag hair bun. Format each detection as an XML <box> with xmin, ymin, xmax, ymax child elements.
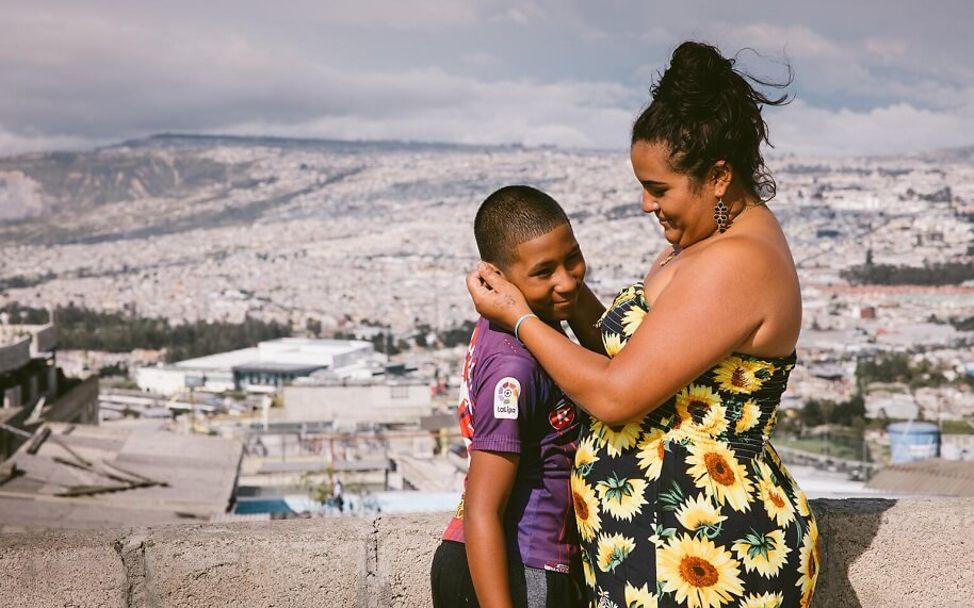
<box><xmin>671</xmin><ymin>41</ymin><xmax>734</xmax><ymax>75</ymax></box>
<box><xmin>654</xmin><ymin>41</ymin><xmax>735</xmax><ymax>113</ymax></box>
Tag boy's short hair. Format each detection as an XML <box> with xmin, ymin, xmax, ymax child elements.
<box><xmin>474</xmin><ymin>185</ymin><xmax>570</xmax><ymax>268</ymax></box>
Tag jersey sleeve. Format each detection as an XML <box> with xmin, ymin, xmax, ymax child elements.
<box><xmin>469</xmin><ymin>354</ymin><xmax>546</xmax><ymax>454</ymax></box>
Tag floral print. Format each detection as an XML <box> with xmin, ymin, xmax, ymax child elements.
<box><xmin>575</xmin><ymin>282</ymin><xmax>818</xmax><ymax>607</ymax></box>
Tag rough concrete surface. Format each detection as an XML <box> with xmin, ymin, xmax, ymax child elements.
<box><xmin>0</xmin><ymin>527</ymin><xmax>128</xmax><ymax>608</ymax></box>
<box><xmin>375</xmin><ymin>513</ymin><xmax>443</xmax><ymax>608</ymax></box>
<box><xmin>141</xmin><ymin>518</ymin><xmax>372</xmax><ymax>608</ymax></box>
<box><xmin>1</xmin><ymin>498</ymin><xmax>971</xmax><ymax>607</ymax></box>
<box><xmin>814</xmin><ymin>498</ymin><xmax>974</xmax><ymax>608</ymax></box>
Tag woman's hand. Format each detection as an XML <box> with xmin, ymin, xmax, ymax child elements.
<box><xmin>465</xmin><ymin>262</ymin><xmax>532</xmax><ymax>330</ymax></box>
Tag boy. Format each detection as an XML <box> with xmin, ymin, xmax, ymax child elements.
<box><xmin>430</xmin><ymin>185</ymin><xmax>585</xmax><ymax>608</ymax></box>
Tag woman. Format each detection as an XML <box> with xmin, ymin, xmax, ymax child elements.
<box><xmin>467</xmin><ymin>41</ymin><xmax>819</xmax><ymax>608</ymax></box>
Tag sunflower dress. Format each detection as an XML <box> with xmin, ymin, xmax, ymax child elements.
<box><xmin>572</xmin><ymin>282</ymin><xmax>819</xmax><ymax>608</ymax></box>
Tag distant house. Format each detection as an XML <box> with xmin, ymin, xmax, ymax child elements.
<box><xmin>0</xmin><ymin>321</ymin><xmax>59</xmax><ymax>410</ymax></box>
<box><xmin>135</xmin><ymin>337</ymin><xmax>380</xmax><ymax>396</ymax></box>
<box><xmin>1</xmin><ymin>319</ymin><xmax>99</xmax><ymax>459</ymax></box>
<box><xmin>280</xmin><ymin>376</ymin><xmax>432</xmax><ymax>426</ymax></box>
<box><xmin>865</xmin><ymin>391</ymin><xmax>919</xmax><ymax>420</ymax></box>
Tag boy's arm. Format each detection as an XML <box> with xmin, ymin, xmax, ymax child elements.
<box><xmin>465</xmin><ymin>449</ymin><xmax>519</xmax><ymax>608</ymax></box>
<box><xmin>567</xmin><ymin>282</ymin><xmax>607</xmax><ymax>355</ymax></box>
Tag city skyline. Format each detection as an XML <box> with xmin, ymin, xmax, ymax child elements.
<box><xmin>1</xmin><ymin>1</ymin><xmax>972</xmax><ymax>157</ymax></box>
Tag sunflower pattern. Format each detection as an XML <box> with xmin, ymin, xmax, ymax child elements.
<box><xmin>574</xmin><ymin>282</ymin><xmax>818</xmax><ymax>608</ymax></box>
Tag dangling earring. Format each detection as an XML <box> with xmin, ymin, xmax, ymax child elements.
<box><xmin>714</xmin><ymin>198</ymin><xmax>730</xmax><ymax>233</ymax></box>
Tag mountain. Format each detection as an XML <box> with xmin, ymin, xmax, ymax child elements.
<box><xmin>0</xmin><ymin>133</ymin><xmax>518</xmax><ymax>225</ymax></box>
<box><xmin>0</xmin><ymin>134</ymin><xmax>532</xmax><ymax>246</ymax></box>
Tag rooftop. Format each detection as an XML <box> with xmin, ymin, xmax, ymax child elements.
<box><xmin>0</xmin><ymin>422</ymin><xmax>243</xmax><ymax>531</ymax></box>
<box><xmin>865</xmin><ymin>458</ymin><xmax>974</xmax><ymax>496</ymax></box>
<box><xmin>171</xmin><ymin>337</ymin><xmax>375</xmax><ymax>371</ymax></box>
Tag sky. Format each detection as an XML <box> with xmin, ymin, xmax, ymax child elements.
<box><xmin>1</xmin><ymin>0</ymin><xmax>972</xmax><ymax>157</ymax></box>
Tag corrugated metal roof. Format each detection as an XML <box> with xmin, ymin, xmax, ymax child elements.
<box><xmin>0</xmin><ymin>422</ymin><xmax>242</xmax><ymax>531</ymax></box>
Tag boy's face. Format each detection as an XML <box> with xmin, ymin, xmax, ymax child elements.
<box><xmin>502</xmin><ymin>222</ymin><xmax>586</xmax><ymax>324</ymax></box>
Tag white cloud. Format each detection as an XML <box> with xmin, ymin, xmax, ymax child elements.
<box><xmin>0</xmin><ymin>125</ymin><xmax>94</xmax><ymax>156</ymax></box>
<box><xmin>768</xmin><ymin>99</ymin><xmax>974</xmax><ymax>157</ymax></box>
<box><xmin>862</xmin><ymin>37</ymin><xmax>908</xmax><ymax>61</ymax></box>
<box><xmin>217</xmin><ymin>77</ymin><xmax>637</xmax><ymax>149</ymax></box>
<box><xmin>0</xmin><ymin>1</ymin><xmax>971</xmax><ymax>158</ymax></box>
<box><xmin>489</xmin><ymin>4</ymin><xmax>543</xmax><ymax>26</ymax></box>
<box><xmin>722</xmin><ymin>23</ymin><xmax>843</xmax><ymax>60</ymax></box>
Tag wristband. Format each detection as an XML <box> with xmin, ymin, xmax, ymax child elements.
<box><xmin>514</xmin><ymin>313</ymin><xmax>538</xmax><ymax>342</ymax></box>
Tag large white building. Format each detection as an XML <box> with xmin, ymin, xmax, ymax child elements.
<box><xmin>135</xmin><ymin>338</ymin><xmax>380</xmax><ymax>396</ymax></box>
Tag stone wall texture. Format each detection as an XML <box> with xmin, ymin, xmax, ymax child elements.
<box><xmin>1</xmin><ymin>498</ymin><xmax>971</xmax><ymax>608</ymax></box>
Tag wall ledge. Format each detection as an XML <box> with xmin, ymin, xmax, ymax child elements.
<box><xmin>1</xmin><ymin>497</ymin><xmax>971</xmax><ymax>608</ymax></box>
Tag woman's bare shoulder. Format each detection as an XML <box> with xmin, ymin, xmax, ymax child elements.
<box><xmin>681</xmin><ymin>234</ymin><xmax>790</xmax><ymax>277</ymax></box>
<box><xmin>687</xmin><ymin>229</ymin><xmax>793</xmax><ymax>277</ymax></box>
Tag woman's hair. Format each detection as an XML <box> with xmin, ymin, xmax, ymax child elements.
<box><xmin>631</xmin><ymin>41</ymin><xmax>792</xmax><ymax>202</ymax></box>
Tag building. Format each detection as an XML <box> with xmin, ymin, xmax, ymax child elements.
<box><xmin>280</xmin><ymin>377</ymin><xmax>433</xmax><ymax>426</ymax></box>
<box><xmin>865</xmin><ymin>391</ymin><xmax>919</xmax><ymax>420</ymax></box>
<box><xmin>887</xmin><ymin>421</ymin><xmax>941</xmax><ymax>463</ymax></box>
<box><xmin>0</xmin><ymin>319</ymin><xmax>98</xmax><ymax>459</ymax></box>
<box><xmin>135</xmin><ymin>338</ymin><xmax>380</xmax><ymax>396</ymax></box>
<box><xmin>1</xmin><ymin>321</ymin><xmax>58</xmax><ymax>410</ymax></box>
<box><xmin>0</xmin><ymin>422</ymin><xmax>243</xmax><ymax>530</ymax></box>
<box><xmin>865</xmin><ymin>459</ymin><xmax>974</xmax><ymax>496</ymax></box>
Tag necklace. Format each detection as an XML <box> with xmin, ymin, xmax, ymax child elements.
<box><xmin>659</xmin><ymin>245</ymin><xmax>681</xmax><ymax>267</ymax></box>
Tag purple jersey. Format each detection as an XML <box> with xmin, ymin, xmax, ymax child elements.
<box><xmin>442</xmin><ymin>317</ymin><xmax>579</xmax><ymax>573</ymax></box>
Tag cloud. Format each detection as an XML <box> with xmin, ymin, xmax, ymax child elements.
<box><xmin>0</xmin><ymin>1</ymin><xmax>971</xmax><ymax>157</ymax></box>
<box><xmin>712</xmin><ymin>21</ymin><xmax>974</xmax><ymax>114</ymax></box>
<box><xmin>723</xmin><ymin>23</ymin><xmax>843</xmax><ymax>60</ymax></box>
<box><xmin>217</xmin><ymin>77</ymin><xmax>638</xmax><ymax>149</ymax></box>
<box><xmin>769</xmin><ymin>99</ymin><xmax>974</xmax><ymax>157</ymax></box>
<box><xmin>0</xmin><ymin>4</ymin><xmax>643</xmax><ymax>154</ymax></box>
<box><xmin>488</xmin><ymin>3</ymin><xmax>544</xmax><ymax>26</ymax></box>
<box><xmin>460</xmin><ymin>52</ymin><xmax>499</xmax><ymax>68</ymax></box>
<box><xmin>863</xmin><ymin>37</ymin><xmax>908</xmax><ymax>61</ymax></box>
<box><xmin>0</xmin><ymin>125</ymin><xmax>94</xmax><ymax>156</ymax></box>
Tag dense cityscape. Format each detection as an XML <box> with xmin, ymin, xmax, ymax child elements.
<box><xmin>1</xmin><ymin>134</ymin><xmax>973</xmax><ymax>529</ymax></box>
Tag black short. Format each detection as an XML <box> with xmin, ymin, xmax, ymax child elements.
<box><xmin>430</xmin><ymin>540</ymin><xmax>585</xmax><ymax>608</ymax></box>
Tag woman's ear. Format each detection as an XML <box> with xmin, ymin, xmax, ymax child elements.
<box><xmin>711</xmin><ymin>160</ymin><xmax>732</xmax><ymax>198</ymax></box>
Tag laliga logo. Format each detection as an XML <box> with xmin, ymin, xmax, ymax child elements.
<box><xmin>493</xmin><ymin>377</ymin><xmax>521</xmax><ymax>419</ymax></box>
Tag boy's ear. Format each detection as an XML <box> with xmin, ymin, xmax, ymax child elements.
<box><xmin>484</xmin><ymin>261</ymin><xmax>507</xmax><ymax>280</ymax></box>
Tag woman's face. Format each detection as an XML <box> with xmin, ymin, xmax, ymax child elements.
<box><xmin>630</xmin><ymin>140</ymin><xmax>723</xmax><ymax>249</ymax></box>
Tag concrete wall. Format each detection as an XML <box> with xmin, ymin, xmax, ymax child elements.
<box><xmin>1</xmin><ymin>498</ymin><xmax>971</xmax><ymax>608</ymax></box>
<box><xmin>45</xmin><ymin>375</ymin><xmax>99</xmax><ymax>424</ymax></box>
<box><xmin>0</xmin><ymin>336</ymin><xmax>31</xmax><ymax>375</ymax></box>
<box><xmin>30</xmin><ymin>324</ymin><xmax>57</xmax><ymax>354</ymax></box>
<box><xmin>281</xmin><ymin>383</ymin><xmax>432</xmax><ymax>425</ymax></box>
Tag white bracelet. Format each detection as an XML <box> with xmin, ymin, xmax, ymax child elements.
<box><xmin>514</xmin><ymin>313</ymin><xmax>538</xmax><ymax>342</ymax></box>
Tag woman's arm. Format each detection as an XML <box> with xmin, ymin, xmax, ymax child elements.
<box><xmin>467</xmin><ymin>238</ymin><xmax>781</xmax><ymax>425</ymax></box>
<box><xmin>465</xmin><ymin>450</ymin><xmax>519</xmax><ymax>608</ymax></box>
<box><xmin>567</xmin><ymin>282</ymin><xmax>607</xmax><ymax>355</ymax></box>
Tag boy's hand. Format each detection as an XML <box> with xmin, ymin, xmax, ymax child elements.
<box><xmin>466</xmin><ymin>262</ymin><xmax>531</xmax><ymax>330</ymax></box>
